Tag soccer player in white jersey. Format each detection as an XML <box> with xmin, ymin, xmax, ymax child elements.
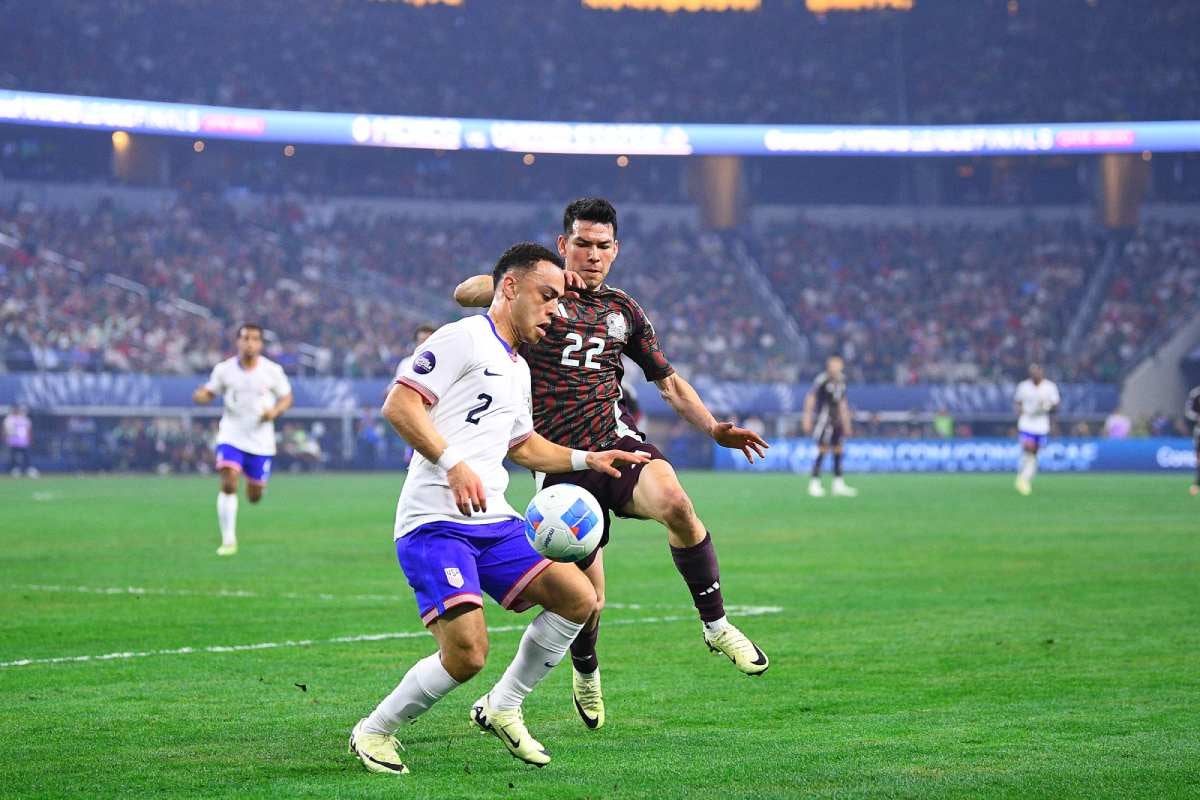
<box><xmin>192</xmin><ymin>324</ymin><xmax>293</xmax><ymax>555</ymax></box>
<box><xmin>1013</xmin><ymin>363</ymin><xmax>1060</xmax><ymax>495</ymax></box>
<box><xmin>349</xmin><ymin>243</ymin><xmax>648</xmax><ymax>776</ymax></box>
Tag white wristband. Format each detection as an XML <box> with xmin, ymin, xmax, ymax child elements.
<box><xmin>437</xmin><ymin>446</ymin><xmax>464</xmax><ymax>472</ymax></box>
<box><xmin>570</xmin><ymin>449</ymin><xmax>589</xmax><ymax>471</ymax></box>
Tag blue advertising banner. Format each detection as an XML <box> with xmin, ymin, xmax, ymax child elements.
<box><xmin>713</xmin><ymin>438</ymin><xmax>1198</xmax><ymax>473</ymax></box>
<box><xmin>3</xmin><ymin>89</ymin><xmax>1198</xmax><ymax>157</ymax></box>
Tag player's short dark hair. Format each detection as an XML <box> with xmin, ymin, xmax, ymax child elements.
<box><xmin>237</xmin><ymin>323</ymin><xmax>264</xmax><ymax>338</ymax></box>
<box><xmin>563</xmin><ymin>197</ymin><xmax>618</xmax><ymax>238</ymax></box>
<box><xmin>414</xmin><ymin>323</ymin><xmax>436</xmax><ymax>340</ymax></box>
<box><xmin>491</xmin><ymin>242</ymin><xmax>564</xmax><ymax>290</ymax></box>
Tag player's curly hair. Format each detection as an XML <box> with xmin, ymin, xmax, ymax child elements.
<box><xmin>491</xmin><ymin>242</ymin><xmax>564</xmax><ymax>289</ymax></box>
<box><xmin>563</xmin><ymin>197</ymin><xmax>618</xmax><ymax>238</ymax></box>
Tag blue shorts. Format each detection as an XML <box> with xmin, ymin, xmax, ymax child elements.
<box><xmin>215</xmin><ymin>444</ymin><xmax>273</xmax><ymax>484</ymax></box>
<box><xmin>1018</xmin><ymin>431</ymin><xmax>1048</xmax><ymax>449</ymax></box>
<box><xmin>395</xmin><ymin>519</ymin><xmax>552</xmax><ymax>626</ymax></box>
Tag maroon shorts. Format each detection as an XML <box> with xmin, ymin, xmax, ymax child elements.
<box><xmin>540</xmin><ymin>435</ymin><xmax>669</xmax><ymax>569</ymax></box>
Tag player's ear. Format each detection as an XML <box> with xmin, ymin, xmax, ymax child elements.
<box><xmin>556</xmin><ymin>234</ymin><xmax>568</xmax><ymax>257</ymax></box>
<box><xmin>501</xmin><ymin>271</ymin><xmax>519</xmax><ymax>301</ymax></box>
<box><xmin>611</xmin><ymin>238</ymin><xmax>619</xmax><ymax>259</ymax></box>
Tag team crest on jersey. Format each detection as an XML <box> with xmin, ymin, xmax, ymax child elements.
<box><xmin>605</xmin><ymin>312</ymin><xmax>628</xmax><ymax>342</ymax></box>
<box><xmin>413</xmin><ymin>351</ymin><xmax>436</xmax><ymax>375</ymax></box>
<box><xmin>444</xmin><ymin>567</ymin><xmax>464</xmax><ymax>588</ymax></box>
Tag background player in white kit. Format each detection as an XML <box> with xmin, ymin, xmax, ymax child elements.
<box><xmin>1013</xmin><ymin>363</ymin><xmax>1060</xmax><ymax>495</ymax></box>
<box><xmin>349</xmin><ymin>243</ymin><xmax>648</xmax><ymax>776</ymax></box>
<box><xmin>192</xmin><ymin>324</ymin><xmax>293</xmax><ymax>555</ymax></box>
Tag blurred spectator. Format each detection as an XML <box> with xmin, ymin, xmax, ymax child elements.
<box><xmin>1104</xmin><ymin>411</ymin><xmax>1132</xmax><ymax>439</ymax></box>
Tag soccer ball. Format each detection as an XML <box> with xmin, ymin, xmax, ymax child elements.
<box><xmin>523</xmin><ymin>484</ymin><xmax>604</xmax><ymax>563</ymax></box>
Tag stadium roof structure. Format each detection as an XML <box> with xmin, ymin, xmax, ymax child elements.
<box><xmin>3</xmin><ymin>89</ymin><xmax>1198</xmax><ymax>158</ymax></box>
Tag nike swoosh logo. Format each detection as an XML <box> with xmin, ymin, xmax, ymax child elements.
<box><xmin>498</xmin><ymin>726</ymin><xmax>521</xmax><ymax>748</ymax></box>
<box><xmin>574</xmin><ymin>696</ymin><xmax>600</xmax><ymax>729</ymax></box>
<box><xmin>483</xmin><ymin>369</ymin><xmax>503</xmax><ymax>377</ymax></box>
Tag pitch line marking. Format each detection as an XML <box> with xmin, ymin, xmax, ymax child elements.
<box><xmin>10</xmin><ymin>584</ymin><xmax>772</xmax><ymax>615</ymax></box>
<box><xmin>0</xmin><ymin>607</ymin><xmax>782</xmax><ymax>669</ymax></box>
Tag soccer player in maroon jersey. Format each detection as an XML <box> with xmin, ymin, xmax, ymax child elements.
<box><xmin>454</xmin><ymin>198</ymin><xmax>770</xmax><ymax>730</ymax></box>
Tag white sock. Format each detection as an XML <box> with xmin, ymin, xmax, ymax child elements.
<box><xmin>217</xmin><ymin>492</ymin><xmax>238</xmax><ymax>546</ymax></box>
<box><xmin>1019</xmin><ymin>452</ymin><xmax>1038</xmax><ymax>483</ymax></box>
<box><xmin>490</xmin><ymin>611</ymin><xmax>584</xmax><ymax>711</ymax></box>
<box><xmin>703</xmin><ymin>615</ymin><xmax>731</xmax><ymax>634</ymax></box>
<box><xmin>363</xmin><ymin>653</ymin><xmax>460</xmax><ymax>735</ymax></box>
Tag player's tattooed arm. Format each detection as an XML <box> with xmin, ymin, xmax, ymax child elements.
<box><xmin>839</xmin><ymin>398</ymin><xmax>854</xmax><ymax>437</ymax></box>
<box><xmin>802</xmin><ymin>391</ymin><xmax>816</xmax><ymax>435</ymax></box>
<box><xmin>383</xmin><ymin>382</ymin><xmax>487</xmax><ymax>514</ymax></box>
<box><xmin>508</xmin><ymin>433</ymin><xmax>649</xmax><ymax>478</ymax></box>
<box><xmin>261</xmin><ymin>392</ymin><xmax>293</xmax><ymax>422</ymax></box>
<box><xmin>655</xmin><ymin>374</ymin><xmax>769</xmax><ymax>463</ymax></box>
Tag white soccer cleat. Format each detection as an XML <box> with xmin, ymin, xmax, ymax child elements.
<box><xmin>572</xmin><ymin>668</ymin><xmax>605</xmax><ymax>730</ymax></box>
<box><xmin>25</xmin><ymin>467</ymin><xmax>39</xmax><ymax>479</ymax></box>
<box><xmin>808</xmin><ymin>478</ymin><xmax>826</xmax><ymax>498</ymax></box>
<box><xmin>704</xmin><ymin>623</ymin><xmax>769</xmax><ymax>676</ymax></box>
<box><xmin>470</xmin><ymin>693</ymin><xmax>550</xmax><ymax>766</ymax></box>
<box><xmin>831</xmin><ymin>478</ymin><xmax>858</xmax><ymax>497</ymax></box>
<box><xmin>216</xmin><ymin>543</ymin><xmax>238</xmax><ymax>556</ymax></box>
<box><xmin>1015</xmin><ymin>477</ymin><xmax>1032</xmax><ymax>496</ymax></box>
<box><xmin>348</xmin><ymin>719</ymin><xmax>409</xmax><ymax>775</ymax></box>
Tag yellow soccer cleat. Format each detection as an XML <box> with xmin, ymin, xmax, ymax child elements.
<box><xmin>1015</xmin><ymin>477</ymin><xmax>1032</xmax><ymax>496</ymax></box>
<box><xmin>348</xmin><ymin>719</ymin><xmax>409</xmax><ymax>775</ymax></box>
<box><xmin>216</xmin><ymin>543</ymin><xmax>238</xmax><ymax>556</ymax></box>
<box><xmin>572</xmin><ymin>668</ymin><xmax>605</xmax><ymax>730</ymax></box>
<box><xmin>469</xmin><ymin>694</ymin><xmax>550</xmax><ymax>767</ymax></box>
<box><xmin>704</xmin><ymin>624</ymin><xmax>769</xmax><ymax>676</ymax></box>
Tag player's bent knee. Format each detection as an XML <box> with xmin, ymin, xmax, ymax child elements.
<box><xmin>442</xmin><ymin>640</ymin><xmax>488</xmax><ymax>679</ymax></box>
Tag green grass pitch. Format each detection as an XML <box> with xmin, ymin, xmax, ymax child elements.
<box><xmin>1</xmin><ymin>472</ymin><xmax>1198</xmax><ymax>799</ymax></box>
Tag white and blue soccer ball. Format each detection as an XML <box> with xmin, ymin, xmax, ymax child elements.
<box><xmin>524</xmin><ymin>484</ymin><xmax>604</xmax><ymax>563</ymax></box>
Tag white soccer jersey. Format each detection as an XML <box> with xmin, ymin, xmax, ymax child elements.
<box><xmin>204</xmin><ymin>356</ymin><xmax>293</xmax><ymax>456</ymax></box>
<box><xmin>393</xmin><ymin>315</ymin><xmax>535</xmax><ymax>538</ymax></box>
<box><xmin>394</xmin><ymin>355</ymin><xmax>414</xmax><ymax>383</ymax></box>
<box><xmin>1015</xmin><ymin>378</ymin><xmax>1061</xmax><ymax>435</ymax></box>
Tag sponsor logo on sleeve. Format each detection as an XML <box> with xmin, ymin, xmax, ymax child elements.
<box><xmin>414</xmin><ymin>351</ymin><xmax>436</xmax><ymax>375</ymax></box>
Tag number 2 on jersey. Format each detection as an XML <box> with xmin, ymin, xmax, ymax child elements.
<box><xmin>465</xmin><ymin>393</ymin><xmax>493</xmax><ymax>425</ymax></box>
<box><xmin>561</xmin><ymin>333</ymin><xmax>604</xmax><ymax>369</ymax></box>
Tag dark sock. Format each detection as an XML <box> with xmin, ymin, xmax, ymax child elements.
<box><xmin>834</xmin><ymin>451</ymin><xmax>843</xmax><ymax>477</ymax></box>
<box><xmin>811</xmin><ymin>453</ymin><xmax>823</xmax><ymax>477</ymax></box>
<box><xmin>570</xmin><ymin>620</ymin><xmax>600</xmax><ymax>674</ymax></box>
<box><xmin>670</xmin><ymin>533</ymin><xmax>725</xmax><ymax>622</ymax></box>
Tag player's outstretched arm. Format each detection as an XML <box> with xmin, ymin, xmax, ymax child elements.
<box><xmin>453</xmin><ymin>275</ymin><xmax>494</xmax><ymax>308</ymax></box>
<box><xmin>655</xmin><ymin>373</ymin><xmax>768</xmax><ymax>463</ymax></box>
<box><xmin>508</xmin><ymin>433</ymin><xmax>649</xmax><ymax>478</ymax></box>
<box><xmin>192</xmin><ymin>386</ymin><xmax>215</xmax><ymax>404</ymax></box>
<box><xmin>261</xmin><ymin>392</ymin><xmax>293</xmax><ymax>422</ymax></box>
<box><xmin>383</xmin><ymin>382</ymin><xmax>487</xmax><ymax>514</ymax></box>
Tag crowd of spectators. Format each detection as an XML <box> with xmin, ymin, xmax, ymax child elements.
<box><xmin>4</xmin><ymin>190</ymin><xmax>1198</xmax><ymax>387</ymax></box>
<box><xmin>2</xmin><ymin>0</ymin><xmax>1195</xmax><ymax>125</ymax></box>
<box><xmin>759</xmin><ymin>218</ymin><xmax>1101</xmax><ymax>383</ymax></box>
<box><xmin>0</xmin><ymin>193</ymin><xmax>792</xmax><ymax>381</ymax></box>
<box><xmin>1077</xmin><ymin>221</ymin><xmax>1200</xmax><ymax>381</ymax></box>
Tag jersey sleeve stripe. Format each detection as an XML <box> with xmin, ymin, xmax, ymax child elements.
<box><xmin>508</xmin><ymin>431</ymin><xmax>533</xmax><ymax>450</ymax></box>
<box><xmin>396</xmin><ymin>377</ymin><xmax>439</xmax><ymax>407</ymax></box>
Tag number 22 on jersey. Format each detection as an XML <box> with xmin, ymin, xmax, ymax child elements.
<box><xmin>561</xmin><ymin>333</ymin><xmax>605</xmax><ymax>370</ymax></box>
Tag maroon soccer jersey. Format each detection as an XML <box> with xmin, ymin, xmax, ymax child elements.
<box><xmin>519</xmin><ymin>284</ymin><xmax>674</xmax><ymax>451</ymax></box>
